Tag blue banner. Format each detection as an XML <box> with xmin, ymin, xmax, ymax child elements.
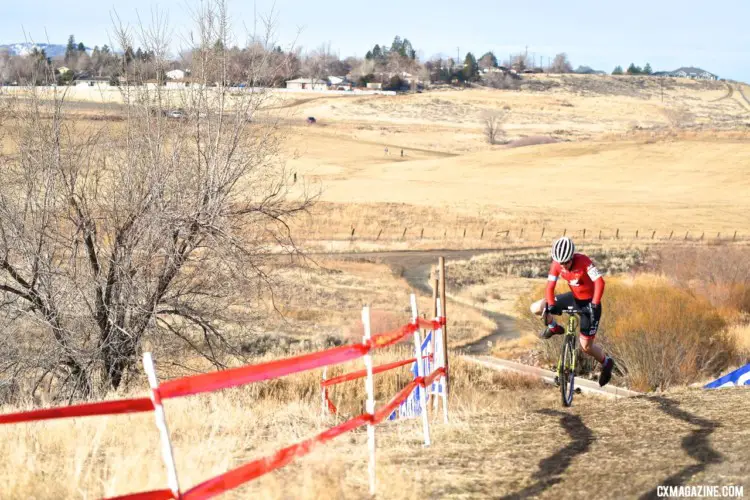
<box><xmin>704</xmin><ymin>363</ymin><xmax>750</xmax><ymax>389</ymax></box>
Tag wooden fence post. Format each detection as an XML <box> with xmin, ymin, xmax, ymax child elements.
<box><xmin>520</xmin><ymin>227</ymin><xmax>524</xmax><ymax>238</ymax></box>
<box><xmin>636</xmin><ymin>229</ymin><xmax>639</xmax><ymax>238</ymax></box>
<box><xmin>685</xmin><ymin>231</ymin><xmax>689</xmax><ymax>240</ymax></box>
<box><xmin>563</xmin><ymin>228</ymin><xmax>567</xmax><ymax>237</ymax></box>
<box><xmin>616</xmin><ymin>229</ymin><xmax>619</xmax><ymax>239</ymax></box>
<box><xmin>669</xmin><ymin>230</ymin><xmax>674</xmax><ymax>240</ymax></box>
<box><xmin>420</xmin><ymin>228</ymin><xmax>424</xmax><ymax>239</ymax></box>
<box><xmin>541</xmin><ymin>227</ymin><xmax>545</xmax><ymax>239</ymax></box>
<box><xmin>734</xmin><ymin>231</ymin><xmax>738</xmax><ymax>241</ymax></box>
<box><xmin>463</xmin><ymin>228</ymin><xmax>466</xmax><ymax>238</ymax></box>
<box><xmin>652</xmin><ymin>230</ymin><xmax>656</xmax><ymax>239</ymax></box>
<box><xmin>402</xmin><ymin>227</ymin><xmax>408</xmax><ymax>240</ymax></box>
<box><xmin>376</xmin><ymin>228</ymin><xmax>383</xmax><ymax>240</ymax></box>
<box><xmin>480</xmin><ymin>226</ymin><xmax>485</xmax><ymax>239</ymax></box>
<box><xmin>583</xmin><ymin>228</ymin><xmax>586</xmax><ymax>238</ymax></box>
<box><xmin>351</xmin><ymin>227</ymin><xmax>356</xmax><ymax>240</ymax></box>
<box><xmin>439</xmin><ymin>257</ymin><xmax>449</xmax><ymax>396</ymax></box>
<box><xmin>432</xmin><ymin>272</ymin><xmax>439</xmax><ymax>319</ymax></box>
<box><xmin>599</xmin><ymin>230</ymin><xmax>602</xmax><ymax>240</ymax></box>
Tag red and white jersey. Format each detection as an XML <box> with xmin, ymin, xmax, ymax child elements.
<box><xmin>546</xmin><ymin>253</ymin><xmax>605</xmax><ymax>303</ymax></box>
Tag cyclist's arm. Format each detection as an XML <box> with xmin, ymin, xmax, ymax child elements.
<box><xmin>587</xmin><ymin>262</ymin><xmax>605</xmax><ymax>305</ymax></box>
<box><xmin>545</xmin><ymin>262</ymin><xmax>561</xmax><ymax>305</ymax></box>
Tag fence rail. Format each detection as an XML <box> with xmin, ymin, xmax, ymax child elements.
<box><xmin>0</xmin><ymin>296</ymin><xmax>449</xmax><ymax>499</ymax></box>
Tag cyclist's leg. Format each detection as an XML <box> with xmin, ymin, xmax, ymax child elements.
<box><xmin>536</xmin><ymin>293</ymin><xmax>575</xmax><ymax>338</ymax></box>
<box><xmin>577</xmin><ymin>299</ymin><xmax>605</xmax><ymax>363</ymax></box>
<box><xmin>530</xmin><ymin>292</ymin><xmax>575</xmax><ymax>320</ymax></box>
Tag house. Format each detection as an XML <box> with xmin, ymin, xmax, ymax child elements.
<box><xmin>669</xmin><ymin>67</ymin><xmax>718</xmax><ymax>80</ymax></box>
<box><xmin>366</xmin><ymin>82</ymin><xmax>382</xmax><ymax>90</ymax></box>
<box><xmin>166</xmin><ymin>69</ymin><xmax>186</xmax><ymax>80</ymax></box>
<box><xmin>327</xmin><ymin>76</ymin><xmax>352</xmax><ymax>90</ymax></box>
<box><xmin>285</xmin><ymin>78</ymin><xmax>328</xmax><ymax>90</ymax></box>
<box><xmin>57</xmin><ymin>66</ymin><xmax>72</xmax><ymax>75</ymax></box>
<box><xmin>75</xmin><ymin>76</ymin><xmax>111</xmax><ymax>87</ymax></box>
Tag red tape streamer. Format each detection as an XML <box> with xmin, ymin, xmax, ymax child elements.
<box><xmin>321</xmin><ymin>357</ymin><xmax>417</xmax><ymax>388</ymax></box>
<box><xmin>422</xmin><ymin>367</ymin><xmax>446</xmax><ymax>388</ymax></box>
<box><xmin>0</xmin><ymin>397</ymin><xmax>155</xmax><ymax>425</ymax></box>
<box><xmin>369</xmin><ymin>323</ymin><xmax>418</xmax><ymax>348</ymax></box>
<box><xmin>373</xmin><ymin>378</ymin><xmax>421</xmax><ymax>424</ymax></box>
<box><xmin>159</xmin><ymin>343</ymin><xmax>369</xmax><ymax>400</ymax></box>
<box><xmin>416</xmin><ymin>318</ymin><xmax>442</xmax><ymax>331</ymax></box>
<box><xmin>104</xmin><ymin>488</ymin><xmax>176</xmax><ymax>500</ymax></box>
<box><xmin>323</xmin><ymin>387</ymin><xmax>337</xmax><ymax>414</ymax></box>
<box><xmin>183</xmin><ymin>413</ymin><xmax>373</xmax><ymax>499</ymax></box>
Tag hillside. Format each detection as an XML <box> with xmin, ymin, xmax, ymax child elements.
<box><xmin>2</xmin><ymin>366</ymin><xmax>747</xmax><ymax>498</ymax></box>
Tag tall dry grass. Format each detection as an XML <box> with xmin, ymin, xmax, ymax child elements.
<box><xmin>648</xmin><ymin>245</ymin><xmax>750</xmax><ymax>313</ymax></box>
<box><xmin>0</xmin><ymin>355</ymin><xmax>535</xmax><ymax>499</ymax></box>
<box><xmin>516</xmin><ymin>275</ymin><xmax>739</xmax><ymax>391</ymax></box>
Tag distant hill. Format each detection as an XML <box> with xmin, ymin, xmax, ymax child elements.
<box><xmin>0</xmin><ymin>42</ymin><xmax>93</xmax><ymax>57</ymax></box>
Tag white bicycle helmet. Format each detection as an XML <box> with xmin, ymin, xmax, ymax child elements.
<box><xmin>551</xmin><ymin>237</ymin><xmax>575</xmax><ymax>263</ymax></box>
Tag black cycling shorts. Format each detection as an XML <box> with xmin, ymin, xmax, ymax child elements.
<box><xmin>551</xmin><ymin>292</ymin><xmax>601</xmax><ymax>337</ymax></box>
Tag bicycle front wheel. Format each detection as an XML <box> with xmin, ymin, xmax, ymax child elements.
<box><xmin>560</xmin><ymin>336</ymin><xmax>576</xmax><ymax>407</ymax></box>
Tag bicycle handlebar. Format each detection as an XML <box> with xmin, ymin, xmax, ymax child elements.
<box><xmin>559</xmin><ymin>306</ymin><xmax>587</xmax><ymax>315</ymax></box>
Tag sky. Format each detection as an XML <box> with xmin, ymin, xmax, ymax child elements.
<box><xmin>3</xmin><ymin>0</ymin><xmax>750</xmax><ymax>81</ymax></box>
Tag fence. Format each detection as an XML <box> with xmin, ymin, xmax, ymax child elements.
<box><xmin>0</xmin><ymin>294</ymin><xmax>448</xmax><ymax>499</ymax></box>
<box><xmin>313</xmin><ymin>225</ymin><xmax>749</xmax><ymax>244</ymax></box>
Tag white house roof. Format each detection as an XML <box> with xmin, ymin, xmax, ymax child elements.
<box><xmin>286</xmin><ymin>78</ymin><xmax>328</xmax><ymax>84</ymax></box>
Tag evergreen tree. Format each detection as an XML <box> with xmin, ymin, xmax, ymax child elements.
<box><xmin>612</xmin><ymin>65</ymin><xmax>623</xmax><ymax>75</ymax></box>
<box><xmin>77</xmin><ymin>42</ymin><xmax>86</xmax><ymax>52</ymax></box>
<box><xmin>479</xmin><ymin>51</ymin><xmax>498</xmax><ymax>69</ymax></box>
<box><xmin>65</xmin><ymin>35</ymin><xmax>77</xmax><ymax>64</ymax></box>
<box><xmin>463</xmin><ymin>52</ymin><xmax>479</xmax><ymax>81</ymax></box>
<box><xmin>626</xmin><ymin>63</ymin><xmax>641</xmax><ymax>75</ymax></box>
<box><xmin>643</xmin><ymin>63</ymin><xmax>653</xmax><ymax>75</ymax></box>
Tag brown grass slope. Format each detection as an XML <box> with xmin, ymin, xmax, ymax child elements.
<box><xmin>1</xmin><ymin>365</ymin><xmax>747</xmax><ymax>499</ymax></box>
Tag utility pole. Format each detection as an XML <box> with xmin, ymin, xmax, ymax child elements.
<box><xmin>457</xmin><ymin>47</ymin><xmax>460</xmax><ymax>65</ymax></box>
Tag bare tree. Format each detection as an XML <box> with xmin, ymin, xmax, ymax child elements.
<box><xmin>550</xmin><ymin>53</ymin><xmax>573</xmax><ymax>73</ymax></box>
<box><xmin>0</xmin><ymin>0</ymin><xmax>317</xmax><ymax>400</ymax></box>
<box><xmin>511</xmin><ymin>53</ymin><xmax>529</xmax><ymax>72</ymax></box>
<box><xmin>483</xmin><ymin>110</ymin><xmax>508</xmax><ymax>144</ymax></box>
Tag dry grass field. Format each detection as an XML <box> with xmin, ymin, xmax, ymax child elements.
<box><xmin>5</xmin><ymin>75</ymin><xmax>749</xmax><ymax>249</ymax></box>
<box><xmin>3</xmin><ymin>74</ymin><xmax>750</xmax><ymax>498</ymax></box>
<box><xmin>1</xmin><ymin>363</ymin><xmax>748</xmax><ymax>499</ymax></box>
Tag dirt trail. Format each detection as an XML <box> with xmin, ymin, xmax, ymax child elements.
<box><xmin>388</xmin><ymin>385</ymin><xmax>750</xmax><ymax>498</ymax></box>
<box><xmin>325</xmin><ymin>247</ymin><xmax>529</xmax><ymax>354</ymax></box>
<box><xmin>712</xmin><ymin>82</ymin><xmax>734</xmax><ymax>101</ymax></box>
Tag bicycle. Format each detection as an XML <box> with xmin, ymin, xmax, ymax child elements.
<box><xmin>545</xmin><ymin>305</ymin><xmax>583</xmax><ymax>407</ymax></box>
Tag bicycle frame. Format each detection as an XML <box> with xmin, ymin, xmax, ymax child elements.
<box><xmin>556</xmin><ymin>313</ymin><xmax>579</xmax><ymax>372</ymax></box>
<box><xmin>556</xmin><ymin>309</ymin><xmax>580</xmax><ymax>406</ymax></box>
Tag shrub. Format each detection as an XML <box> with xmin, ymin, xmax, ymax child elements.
<box><xmin>648</xmin><ymin>245</ymin><xmax>750</xmax><ymax>313</ymax></box>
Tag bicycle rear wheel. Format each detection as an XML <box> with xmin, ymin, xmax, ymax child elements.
<box><xmin>559</xmin><ymin>336</ymin><xmax>576</xmax><ymax>407</ymax></box>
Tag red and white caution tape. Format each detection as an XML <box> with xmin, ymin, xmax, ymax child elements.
<box><xmin>0</xmin><ymin>397</ymin><xmax>155</xmax><ymax>425</ymax></box>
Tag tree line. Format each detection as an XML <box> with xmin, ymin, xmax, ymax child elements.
<box><xmin>0</xmin><ymin>31</ymin><xmax>667</xmax><ymax>89</ymax></box>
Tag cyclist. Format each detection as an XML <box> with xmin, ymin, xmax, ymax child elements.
<box><xmin>529</xmin><ymin>237</ymin><xmax>615</xmax><ymax>387</ymax></box>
